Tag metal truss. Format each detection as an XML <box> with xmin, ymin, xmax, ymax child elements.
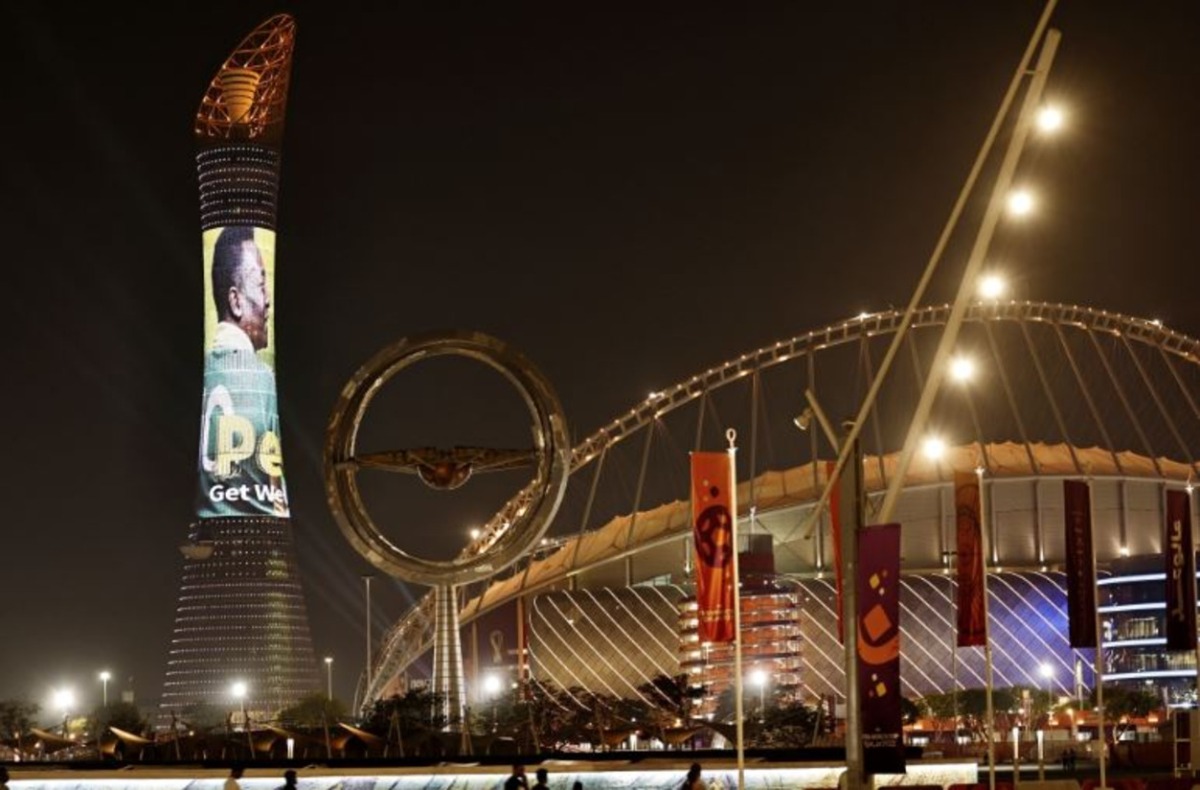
<box><xmin>358</xmin><ymin>301</ymin><xmax>1200</xmax><ymax>706</ymax></box>
<box><xmin>194</xmin><ymin>14</ymin><xmax>296</xmax><ymax>144</ymax></box>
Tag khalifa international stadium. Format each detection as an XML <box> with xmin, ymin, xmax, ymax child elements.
<box><xmin>357</xmin><ymin>300</ymin><xmax>1200</xmax><ymax>716</ymax></box>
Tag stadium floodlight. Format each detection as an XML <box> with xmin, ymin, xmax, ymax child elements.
<box><xmin>979</xmin><ymin>273</ymin><xmax>1006</xmax><ymax>300</ymax></box>
<box><xmin>949</xmin><ymin>356</ymin><xmax>976</xmax><ymax>383</ymax></box>
<box><xmin>1036</xmin><ymin>105</ymin><xmax>1064</xmax><ymax>133</ymax></box>
<box><xmin>1007</xmin><ymin>190</ymin><xmax>1035</xmax><ymax>217</ymax></box>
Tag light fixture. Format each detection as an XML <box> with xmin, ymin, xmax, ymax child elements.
<box><xmin>922</xmin><ymin>436</ymin><xmax>946</xmax><ymax>461</ymax></box>
<box><xmin>1036</xmin><ymin>105</ymin><xmax>1064</xmax><ymax>133</ymax></box>
<box><xmin>1007</xmin><ymin>190</ymin><xmax>1035</xmax><ymax>217</ymax></box>
<box><xmin>949</xmin><ymin>356</ymin><xmax>975</xmax><ymax>383</ymax></box>
<box><xmin>979</xmin><ymin>273</ymin><xmax>1006</xmax><ymax>300</ymax></box>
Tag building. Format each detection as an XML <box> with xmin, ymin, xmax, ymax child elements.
<box><xmin>159</xmin><ymin>14</ymin><xmax>318</xmax><ymax>725</ymax></box>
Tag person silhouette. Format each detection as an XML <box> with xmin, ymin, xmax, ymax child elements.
<box><xmin>224</xmin><ymin>765</ymin><xmax>245</xmax><ymax>790</ymax></box>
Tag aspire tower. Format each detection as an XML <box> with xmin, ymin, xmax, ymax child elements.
<box><xmin>159</xmin><ymin>14</ymin><xmax>318</xmax><ymax>723</ymax></box>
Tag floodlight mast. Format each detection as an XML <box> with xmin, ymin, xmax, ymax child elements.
<box><xmin>800</xmin><ymin>0</ymin><xmax>1061</xmax><ymax>559</ymax></box>
<box><xmin>879</xmin><ymin>28</ymin><xmax>1062</xmax><ymax>523</ymax></box>
<box><xmin>793</xmin><ymin>6</ymin><xmax>1061</xmax><ymax>789</ymax></box>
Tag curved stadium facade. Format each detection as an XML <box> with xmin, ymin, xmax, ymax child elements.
<box><xmin>361</xmin><ymin>302</ymin><xmax>1200</xmax><ymax>715</ymax></box>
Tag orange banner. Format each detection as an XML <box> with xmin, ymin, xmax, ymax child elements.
<box><xmin>690</xmin><ymin>451</ymin><xmax>737</xmax><ymax>644</ymax></box>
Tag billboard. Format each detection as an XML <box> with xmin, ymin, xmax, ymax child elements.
<box><xmin>196</xmin><ymin>225</ymin><xmax>289</xmax><ymax>519</ymax></box>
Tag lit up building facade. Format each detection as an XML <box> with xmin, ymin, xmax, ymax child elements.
<box><xmin>159</xmin><ymin>14</ymin><xmax>319</xmax><ymax>723</ymax></box>
<box><xmin>678</xmin><ymin>536</ymin><xmax>803</xmax><ymax>718</ymax></box>
<box><xmin>468</xmin><ymin>451</ymin><xmax>1200</xmax><ymax>714</ymax></box>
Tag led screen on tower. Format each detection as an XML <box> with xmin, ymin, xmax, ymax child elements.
<box><xmin>196</xmin><ymin>225</ymin><xmax>288</xmax><ymax>518</ymax></box>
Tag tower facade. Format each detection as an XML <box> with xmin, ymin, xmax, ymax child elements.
<box><xmin>160</xmin><ymin>14</ymin><xmax>319</xmax><ymax>724</ymax></box>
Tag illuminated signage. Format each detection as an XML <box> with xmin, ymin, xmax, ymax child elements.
<box><xmin>195</xmin><ymin>225</ymin><xmax>288</xmax><ymax>518</ymax></box>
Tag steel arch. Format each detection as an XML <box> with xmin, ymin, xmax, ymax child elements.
<box><xmin>358</xmin><ymin>301</ymin><xmax>1200</xmax><ymax>706</ymax></box>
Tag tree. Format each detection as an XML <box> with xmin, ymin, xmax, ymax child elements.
<box><xmin>952</xmin><ymin>687</ymin><xmax>1020</xmax><ymax>742</ymax></box>
<box><xmin>90</xmin><ymin>701</ymin><xmax>147</xmax><ymax>736</ymax></box>
<box><xmin>0</xmin><ymin>699</ymin><xmax>40</xmax><ymax>740</ymax></box>
<box><xmin>920</xmin><ymin>692</ymin><xmax>955</xmax><ymax>740</ymax></box>
<box><xmin>278</xmin><ymin>693</ymin><xmax>347</xmax><ymax>729</ymax></box>
<box><xmin>1094</xmin><ymin>685</ymin><xmax>1158</xmax><ymax>741</ymax></box>
<box><xmin>363</xmin><ymin>689</ymin><xmax>447</xmax><ymax>755</ymax></box>
<box><xmin>757</xmin><ymin>699</ymin><xmax>819</xmax><ymax>748</ymax></box>
<box><xmin>901</xmin><ymin>696</ymin><xmax>924</xmax><ymax>727</ymax></box>
<box><xmin>177</xmin><ymin>702</ymin><xmax>226</xmax><ymax>733</ymax></box>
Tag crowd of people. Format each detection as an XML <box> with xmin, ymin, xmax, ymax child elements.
<box><xmin>504</xmin><ymin>760</ymin><xmax>703</xmax><ymax>789</ymax></box>
<box><xmin>0</xmin><ymin>762</ymin><xmax>707</xmax><ymax>790</ymax></box>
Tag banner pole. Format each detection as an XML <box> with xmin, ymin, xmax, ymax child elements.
<box><xmin>1089</xmin><ymin>479</ymin><xmax>1107</xmax><ymax>790</ymax></box>
<box><xmin>977</xmin><ymin>466</ymin><xmax>997</xmax><ymax>790</ymax></box>
<box><xmin>840</xmin><ymin>423</ymin><xmax>865</xmax><ymax>790</ymax></box>
<box><xmin>1190</xmin><ymin>486</ymin><xmax>1200</xmax><ymax>732</ymax></box>
<box><xmin>728</xmin><ymin>429</ymin><xmax>746</xmax><ymax>790</ymax></box>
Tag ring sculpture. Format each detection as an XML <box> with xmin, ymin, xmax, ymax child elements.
<box><xmin>324</xmin><ymin>330</ymin><xmax>570</xmax><ymax>587</ymax></box>
<box><xmin>324</xmin><ymin>330</ymin><xmax>569</xmax><ymax>739</ymax></box>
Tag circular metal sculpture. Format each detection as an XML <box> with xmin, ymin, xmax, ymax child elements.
<box><xmin>324</xmin><ymin>330</ymin><xmax>570</xmax><ymax>588</ymax></box>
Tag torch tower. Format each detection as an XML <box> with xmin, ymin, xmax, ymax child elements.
<box><xmin>160</xmin><ymin>14</ymin><xmax>319</xmax><ymax>724</ymax></box>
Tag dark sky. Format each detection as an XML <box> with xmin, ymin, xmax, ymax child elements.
<box><xmin>2</xmin><ymin>1</ymin><xmax>1198</xmax><ymax>713</ymax></box>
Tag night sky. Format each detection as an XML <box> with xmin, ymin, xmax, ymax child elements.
<box><xmin>2</xmin><ymin>1</ymin><xmax>1198</xmax><ymax>715</ymax></box>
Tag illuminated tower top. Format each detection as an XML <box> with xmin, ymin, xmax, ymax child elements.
<box><xmin>195</xmin><ymin>14</ymin><xmax>296</xmax><ymax>147</ymax></box>
<box><xmin>193</xmin><ymin>14</ymin><xmax>295</xmax><ymax>232</ymax></box>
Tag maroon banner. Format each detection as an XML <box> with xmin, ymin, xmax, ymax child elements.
<box><xmin>1063</xmin><ymin>480</ymin><xmax>1097</xmax><ymax>648</ymax></box>
<box><xmin>690</xmin><ymin>451</ymin><xmax>737</xmax><ymax>644</ymax></box>
<box><xmin>954</xmin><ymin>471</ymin><xmax>987</xmax><ymax>647</ymax></box>
<box><xmin>858</xmin><ymin>522</ymin><xmax>905</xmax><ymax>774</ymax></box>
<box><xmin>1164</xmin><ymin>489</ymin><xmax>1197</xmax><ymax>652</ymax></box>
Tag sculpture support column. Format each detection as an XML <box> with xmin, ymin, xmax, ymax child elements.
<box><xmin>433</xmin><ymin>584</ymin><xmax>467</xmax><ymax>732</ymax></box>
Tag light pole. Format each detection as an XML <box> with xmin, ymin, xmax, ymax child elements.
<box><xmin>363</xmin><ymin>575</ymin><xmax>374</xmax><ymax>698</ymax></box>
<box><xmin>483</xmin><ymin>674</ymin><xmax>502</xmax><ymax>732</ymax></box>
<box><xmin>1038</xmin><ymin>662</ymin><xmax>1055</xmax><ymax>779</ymax></box>
<box><xmin>98</xmin><ymin>671</ymin><xmax>112</xmax><ymax>707</ymax></box>
<box><xmin>751</xmin><ymin>669</ymin><xmax>768</xmax><ymax>722</ymax></box>
<box><xmin>324</xmin><ymin>656</ymin><xmax>334</xmax><ymax>700</ymax></box>
<box><xmin>231</xmin><ymin>680</ymin><xmax>253</xmax><ymax>759</ymax></box>
<box><xmin>52</xmin><ymin>688</ymin><xmax>75</xmax><ymax>738</ymax></box>
<box><xmin>231</xmin><ymin>681</ymin><xmax>248</xmax><ymax>727</ymax></box>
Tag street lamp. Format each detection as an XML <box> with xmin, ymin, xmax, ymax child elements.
<box><xmin>98</xmin><ymin>671</ymin><xmax>112</xmax><ymax>707</ymax></box>
<box><xmin>483</xmin><ymin>674</ymin><xmax>502</xmax><ymax>732</ymax></box>
<box><xmin>231</xmin><ymin>680</ymin><xmax>254</xmax><ymax>759</ymax></box>
<box><xmin>324</xmin><ymin>656</ymin><xmax>334</xmax><ymax>700</ymax></box>
<box><xmin>949</xmin><ymin>356</ymin><xmax>975</xmax><ymax>384</ymax></box>
<box><xmin>1007</xmin><ymin>189</ymin><xmax>1035</xmax><ymax>217</ymax></box>
<box><xmin>52</xmin><ymin>688</ymin><xmax>75</xmax><ymax>737</ymax></box>
<box><xmin>1038</xmin><ymin>662</ymin><xmax>1055</xmax><ymax>779</ymax></box>
<box><xmin>1039</xmin><ymin>662</ymin><xmax>1056</xmax><ymax>707</ymax></box>
<box><xmin>231</xmin><ymin>681</ymin><xmax>248</xmax><ymax>727</ymax></box>
<box><xmin>750</xmin><ymin>669</ymin><xmax>768</xmax><ymax>721</ymax></box>
<box><xmin>1036</xmin><ymin>105</ymin><xmax>1064</xmax><ymax>134</ymax></box>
